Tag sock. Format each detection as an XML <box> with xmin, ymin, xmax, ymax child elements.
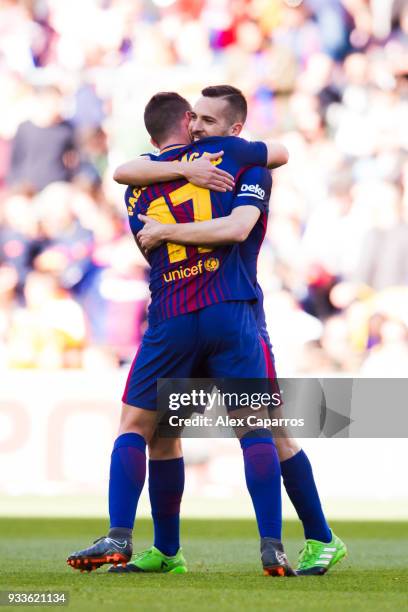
<box><xmin>109</xmin><ymin>432</ymin><xmax>146</xmax><ymax>530</ymax></box>
<box><xmin>149</xmin><ymin>457</ymin><xmax>184</xmax><ymax>556</ymax></box>
<box><xmin>280</xmin><ymin>449</ymin><xmax>331</xmax><ymax>543</ymax></box>
<box><xmin>108</xmin><ymin>527</ymin><xmax>132</xmax><ymax>540</ymax></box>
<box><xmin>240</xmin><ymin>429</ymin><xmax>282</xmax><ymax>540</ymax></box>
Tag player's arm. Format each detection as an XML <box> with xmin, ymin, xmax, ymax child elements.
<box><xmin>113</xmin><ymin>138</ymin><xmax>288</xmax><ymax>187</ymax></box>
<box><xmin>264</xmin><ymin>141</ymin><xmax>289</xmax><ymax>169</ymax></box>
<box><xmin>137</xmin><ymin>166</ymin><xmax>271</xmax><ymax>251</ymax></box>
<box><xmin>138</xmin><ymin>206</ymin><xmax>260</xmax><ymax>250</ymax></box>
<box><xmin>113</xmin><ymin>152</ymin><xmax>235</xmax><ymax>192</ymax></box>
<box><xmin>225</xmin><ymin>136</ymin><xmax>288</xmax><ymax>170</ymax></box>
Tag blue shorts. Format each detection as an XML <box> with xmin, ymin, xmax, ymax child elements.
<box><xmin>122</xmin><ymin>301</ymin><xmax>268</xmax><ymax>410</ymax></box>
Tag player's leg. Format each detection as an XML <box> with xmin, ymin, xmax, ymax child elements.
<box><xmin>109</xmin><ymin>312</ymin><xmax>200</xmax><ymax>574</ymax></box>
<box><xmin>110</xmin><ymin>435</ymin><xmax>188</xmax><ymax>574</ymax></box>
<box><xmin>67</xmin><ymin>402</ymin><xmax>156</xmax><ymax>572</ymax></box>
<box><xmin>111</xmin><ymin>361</ymin><xmax>212</xmax><ymax>574</ymax></box>
<box><xmin>108</xmin><ymin>403</ymin><xmax>156</xmax><ymax>539</ymax></box>
<box><xmin>274</xmin><ymin>431</ymin><xmax>331</xmax><ymax>542</ymax></box>
<box><xmin>279</xmin><ymin>436</ymin><xmax>347</xmax><ymax>574</ymax></box>
<box><xmin>67</xmin><ymin>314</ymin><xmax>198</xmax><ymax>572</ymax></box>
<box><xmin>262</xmin><ymin>338</ymin><xmax>347</xmax><ymax>574</ymax></box>
<box><xmin>235</xmin><ymin>426</ymin><xmax>294</xmax><ymax>576</ymax></box>
<box><xmin>200</xmin><ymin>301</ymin><xmax>294</xmax><ymax>577</ymax></box>
<box><xmin>148</xmin><ymin>436</ymin><xmax>185</xmax><ymax>562</ymax></box>
<box><xmin>144</xmin><ymin>365</ymin><xmax>211</xmax><ymax>567</ymax></box>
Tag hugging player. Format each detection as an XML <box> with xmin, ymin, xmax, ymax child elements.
<box><xmin>67</xmin><ymin>86</ymin><xmax>346</xmax><ymax>577</ymax></box>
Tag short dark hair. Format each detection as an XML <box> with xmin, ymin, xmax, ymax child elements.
<box><xmin>201</xmin><ymin>85</ymin><xmax>247</xmax><ymax>123</ymax></box>
<box><xmin>144</xmin><ymin>92</ymin><xmax>191</xmax><ymax>144</ymax></box>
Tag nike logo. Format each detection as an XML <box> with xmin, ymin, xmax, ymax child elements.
<box><xmin>275</xmin><ymin>551</ymin><xmax>286</xmax><ymax>565</ymax></box>
<box><xmin>106</xmin><ymin>538</ymin><xmax>128</xmax><ymax>549</ymax></box>
<box><xmin>160</xmin><ymin>560</ymin><xmax>169</xmax><ymax>569</ymax></box>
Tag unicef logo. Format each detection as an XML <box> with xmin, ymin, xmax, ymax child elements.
<box><xmin>204</xmin><ymin>257</ymin><xmax>220</xmax><ymax>272</ymax></box>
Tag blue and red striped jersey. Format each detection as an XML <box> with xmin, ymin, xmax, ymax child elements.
<box><xmin>125</xmin><ymin>136</ymin><xmax>267</xmax><ymax>323</ymax></box>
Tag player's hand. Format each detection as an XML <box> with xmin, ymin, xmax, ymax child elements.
<box><xmin>181</xmin><ymin>152</ymin><xmax>235</xmax><ymax>192</ymax></box>
<box><xmin>137</xmin><ymin>215</ymin><xmax>165</xmax><ymax>251</ymax></box>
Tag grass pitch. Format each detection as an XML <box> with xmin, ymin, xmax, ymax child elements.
<box><xmin>0</xmin><ymin>518</ymin><xmax>407</xmax><ymax>612</ymax></box>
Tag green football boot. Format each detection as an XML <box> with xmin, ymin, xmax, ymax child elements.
<box><xmin>108</xmin><ymin>546</ymin><xmax>187</xmax><ymax>574</ymax></box>
<box><xmin>296</xmin><ymin>532</ymin><xmax>347</xmax><ymax>576</ymax></box>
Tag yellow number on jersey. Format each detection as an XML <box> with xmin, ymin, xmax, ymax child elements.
<box><xmin>146</xmin><ymin>184</ymin><xmax>213</xmax><ymax>264</ymax></box>
<box><xmin>146</xmin><ymin>195</ymin><xmax>187</xmax><ymax>264</ymax></box>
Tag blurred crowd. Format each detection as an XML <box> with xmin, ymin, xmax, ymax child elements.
<box><xmin>1</xmin><ymin>0</ymin><xmax>408</xmax><ymax>374</ymax></box>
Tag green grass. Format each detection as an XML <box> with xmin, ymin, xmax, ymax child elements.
<box><xmin>0</xmin><ymin>519</ymin><xmax>407</xmax><ymax>612</ymax></box>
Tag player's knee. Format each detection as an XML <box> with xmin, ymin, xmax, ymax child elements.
<box><xmin>274</xmin><ymin>437</ymin><xmax>301</xmax><ymax>462</ymax></box>
<box><xmin>149</xmin><ymin>437</ymin><xmax>182</xmax><ymax>460</ymax></box>
<box><xmin>118</xmin><ymin>403</ymin><xmax>157</xmax><ymax>442</ymax></box>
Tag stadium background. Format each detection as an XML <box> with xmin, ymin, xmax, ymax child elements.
<box><xmin>1</xmin><ymin>0</ymin><xmax>408</xmax><ymax>521</ymax></box>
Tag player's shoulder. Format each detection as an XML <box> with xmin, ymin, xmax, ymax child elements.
<box><xmin>157</xmin><ymin>144</ymin><xmax>192</xmax><ymax>161</ymax></box>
